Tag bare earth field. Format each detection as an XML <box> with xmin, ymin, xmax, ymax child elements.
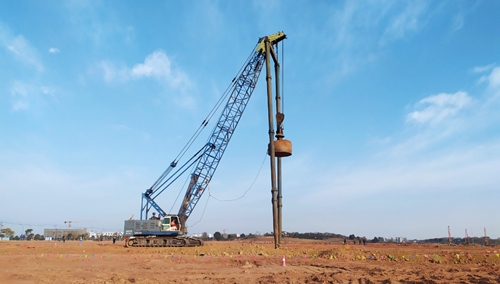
<box><xmin>1</xmin><ymin>238</ymin><xmax>499</xmax><ymax>283</ymax></box>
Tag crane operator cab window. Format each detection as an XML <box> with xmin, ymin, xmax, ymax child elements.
<box><xmin>170</xmin><ymin>217</ymin><xmax>179</xmax><ymax>230</ymax></box>
<box><xmin>162</xmin><ymin>217</ymin><xmax>179</xmax><ymax>231</ymax></box>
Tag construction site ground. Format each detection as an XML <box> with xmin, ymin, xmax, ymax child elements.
<box><xmin>1</xmin><ymin>237</ymin><xmax>499</xmax><ymax>283</ymax></box>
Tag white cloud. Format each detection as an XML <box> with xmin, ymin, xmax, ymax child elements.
<box><xmin>131</xmin><ymin>51</ymin><xmax>172</xmax><ymax>78</ymax></box>
<box><xmin>451</xmin><ymin>14</ymin><xmax>464</xmax><ymax>32</ymax></box>
<box><xmin>48</xmin><ymin>47</ymin><xmax>60</xmax><ymax>53</ymax></box>
<box><xmin>10</xmin><ymin>81</ymin><xmax>57</xmax><ymax>111</ymax></box>
<box><xmin>41</xmin><ymin>86</ymin><xmax>56</xmax><ymax>97</ymax></box>
<box><xmin>478</xmin><ymin>66</ymin><xmax>500</xmax><ymax>99</ymax></box>
<box><xmin>316</xmin><ymin>2</ymin><xmax>430</xmax><ymax>83</ymax></box>
<box><xmin>486</xmin><ymin>67</ymin><xmax>500</xmax><ymax>89</ymax></box>
<box><xmin>406</xmin><ymin>91</ymin><xmax>471</xmax><ymax>125</ymax></box>
<box><xmin>99</xmin><ymin>60</ymin><xmax>129</xmax><ymax>83</ymax></box>
<box><xmin>111</xmin><ymin>124</ymin><xmax>131</xmax><ymax>131</ymax></box>
<box><xmin>131</xmin><ymin>50</ymin><xmax>190</xmax><ymax>89</ymax></box>
<box><xmin>0</xmin><ymin>24</ymin><xmax>43</xmax><ymax>71</ymax></box>
<box><xmin>98</xmin><ymin>51</ymin><xmax>190</xmax><ymax>89</ymax></box>
<box><xmin>473</xmin><ymin>64</ymin><xmax>495</xmax><ymax>73</ymax></box>
<box><xmin>10</xmin><ymin>81</ymin><xmax>32</xmax><ymax>111</ymax></box>
<box><xmin>96</xmin><ymin>51</ymin><xmax>195</xmax><ymax>108</ymax></box>
<box><xmin>304</xmin><ymin>67</ymin><xmax>500</xmax><ymax>220</ymax></box>
<box><xmin>308</xmin><ymin>138</ymin><xmax>500</xmax><ymax>211</ymax></box>
<box><xmin>379</xmin><ymin>1</ymin><xmax>428</xmax><ymax>46</ymax></box>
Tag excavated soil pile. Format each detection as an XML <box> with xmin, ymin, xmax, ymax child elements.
<box><xmin>1</xmin><ymin>238</ymin><xmax>499</xmax><ymax>283</ymax></box>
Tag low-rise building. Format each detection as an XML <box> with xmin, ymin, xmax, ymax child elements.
<box><xmin>43</xmin><ymin>228</ymin><xmax>88</xmax><ymax>240</ymax></box>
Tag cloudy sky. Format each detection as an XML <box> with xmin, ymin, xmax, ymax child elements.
<box><xmin>1</xmin><ymin>1</ymin><xmax>499</xmax><ymax>240</ymax></box>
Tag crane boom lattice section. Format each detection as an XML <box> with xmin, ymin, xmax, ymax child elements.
<box><xmin>178</xmin><ymin>52</ymin><xmax>266</xmax><ymax>227</ymax></box>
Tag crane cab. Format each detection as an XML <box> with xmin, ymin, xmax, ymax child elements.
<box><xmin>161</xmin><ymin>215</ymin><xmax>181</xmax><ymax>232</ymax></box>
<box><xmin>124</xmin><ymin>215</ymin><xmax>181</xmax><ymax>237</ymax></box>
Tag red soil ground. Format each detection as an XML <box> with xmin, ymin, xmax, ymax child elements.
<box><xmin>1</xmin><ymin>238</ymin><xmax>499</xmax><ymax>283</ymax></box>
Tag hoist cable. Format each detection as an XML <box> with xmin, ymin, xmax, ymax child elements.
<box><xmin>168</xmin><ymin>158</ymin><xmax>198</xmax><ymax>214</ymax></box>
<box><xmin>165</xmin><ymin>43</ymin><xmax>261</xmax><ymax>214</ymax></box>
<box><xmin>281</xmin><ymin>40</ymin><xmax>285</xmax><ymax>115</ymax></box>
<box><xmin>188</xmin><ymin>151</ymin><xmax>267</xmax><ymax>228</ymax></box>
<box><xmin>172</xmin><ymin>42</ymin><xmax>260</xmax><ymax>164</ymax></box>
<box><xmin>151</xmin><ymin>43</ymin><xmax>260</xmax><ymax>194</ymax></box>
<box><xmin>153</xmin><ymin>144</ymin><xmax>208</xmax><ymax>199</ymax></box>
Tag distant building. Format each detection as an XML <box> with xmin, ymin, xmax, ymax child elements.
<box><xmin>43</xmin><ymin>228</ymin><xmax>88</xmax><ymax>240</ymax></box>
<box><xmin>89</xmin><ymin>231</ymin><xmax>123</xmax><ymax>239</ymax></box>
<box><xmin>384</xmin><ymin>237</ymin><xmax>407</xmax><ymax>243</ymax></box>
<box><xmin>191</xmin><ymin>233</ymin><xmax>213</xmax><ymax>238</ymax></box>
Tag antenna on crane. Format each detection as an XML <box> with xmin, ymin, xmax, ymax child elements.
<box><xmin>465</xmin><ymin>229</ymin><xmax>470</xmax><ymax>245</ymax></box>
<box><xmin>484</xmin><ymin>227</ymin><xmax>488</xmax><ymax>246</ymax></box>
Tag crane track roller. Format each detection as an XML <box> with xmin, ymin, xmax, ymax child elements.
<box><xmin>124</xmin><ymin>236</ymin><xmax>203</xmax><ymax>248</ymax></box>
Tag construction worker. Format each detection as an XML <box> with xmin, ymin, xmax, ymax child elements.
<box><xmin>150</xmin><ymin>212</ymin><xmax>160</xmax><ymax>220</ymax></box>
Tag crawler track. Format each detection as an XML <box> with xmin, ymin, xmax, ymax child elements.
<box><xmin>125</xmin><ymin>236</ymin><xmax>203</xmax><ymax>247</ymax></box>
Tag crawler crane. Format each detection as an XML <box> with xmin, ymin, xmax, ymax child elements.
<box><xmin>124</xmin><ymin>32</ymin><xmax>290</xmax><ymax>247</ymax></box>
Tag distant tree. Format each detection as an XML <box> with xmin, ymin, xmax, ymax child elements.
<box><xmin>372</xmin><ymin>237</ymin><xmax>379</xmax><ymax>243</ymax></box>
<box><xmin>1</xmin><ymin>228</ymin><xmax>15</xmax><ymax>239</ymax></box>
<box><xmin>0</xmin><ymin>233</ymin><xmax>4</xmax><ymax>239</ymax></box>
<box><xmin>240</xmin><ymin>233</ymin><xmax>246</xmax><ymax>239</ymax></box>
<box><xmin>349</xmin><ymin>234</ymin><xmax>355</xmax><ymax>240</ymax></box>
<box><xmin>27</xmin><ymin>233</ymin><xmax>35</xmax><ymax>240</ymax></box>
<box><xmin>214</xmin><ymin>231</ymin><xmax>222</xmax><ymax>241</ymax></box>
<box><xmin>201</xmin><ymin>232</ymin><xmax>209</xmax><ymax>241</ymax></box>
<box><xmin>34</xmin><ymin>234</ymin><xmax>41</xmax><ymax>240</ymax></box>
<box><xmin>25</xmin><ymin>228</ymin><xmax>33</xmax><ymax>236</ymax></box>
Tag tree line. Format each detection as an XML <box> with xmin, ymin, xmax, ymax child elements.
<box><xmin>0</xmin><ymin>228</ymin><xmax>41</xmax><ymax>240</ymax></box>
<box><xmin>0</xmin><ymin>227</ymin><xmax>121</xmax><ymax>242</ymax></box>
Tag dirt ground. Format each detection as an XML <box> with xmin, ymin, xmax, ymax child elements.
<box><xmin>1</xmin><ymin>238</ymin><xmax>499</xmax><ymax>283</ymax></box>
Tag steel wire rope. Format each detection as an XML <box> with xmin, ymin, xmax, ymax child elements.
<box><xmin>171</xmin><ymin>43</ymin><xmax>259</xmax><ymax>164</ymax></box>
<box><xmin>163</xmin><ymin>43</ymin><xmax>261</xmax><ymax>214</ymax></box>
<box><xmin>167</xmin><ymin>151</ymin><xmax>203</xmax><ymax>214</ymax></box>
<box><xmin>151</xmin><ymin>144</ymin><xmax>208</xmax><ymax>200</ymax></box>
<box><xmin>281</xmin><ymin>39</ymin><xmax>285</xmax><ymax>115</ymax></box>
<box><xmin>188</xmin><ymin>151</ymin><xmax>267</xmax><ymax>228</ymax></box>
<box><xmin>152</xmin><ymin>43</ymin><xmax>260</xmax><ymax>194</ymax></box>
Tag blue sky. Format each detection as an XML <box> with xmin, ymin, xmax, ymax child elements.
<box><xmin>1</xmin><ymin>1</ymin><xmax>499</xmax><ymax>240</ymax></box>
